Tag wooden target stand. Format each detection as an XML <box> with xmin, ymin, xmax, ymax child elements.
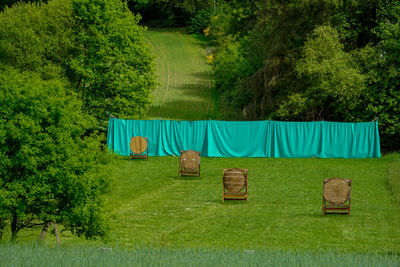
<box><xmin>322</xmin><ymin>178</ymin><xmax>351</xmax><ymax>215</ymax></box>
<box><xmin>129</xmin><ymin>136</ymin><xmax>148</xmax><ymax>160</ymax></box>
<box><xmin>222</xmin><ymin>168</ymin><xmax>248</xmax><ymax>202</ymax></box>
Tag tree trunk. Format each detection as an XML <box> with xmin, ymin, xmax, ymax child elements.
<box><xmin>53</xmin><ymin>222</ymin><xmax>60</xmax><ymax>247</ymax></box>
<box><xmin>0</xmin><ymin>219</ymin><xmax>5</xmax><ymax>241</ymax></box>
<box><xmin>10</xmin><ymin>213</ymin><xmax>18</xmax><ymax>241</ymax></box>
<box><xmin>38</xmin><ymin>222</ymin><xmax>51</xmax><ymax>241</ymax></box>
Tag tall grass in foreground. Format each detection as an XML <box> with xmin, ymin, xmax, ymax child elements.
<box><xmin>0</xmin><ymin>243</ymin><xmax>398</xmax><ymax>267</ymax></box>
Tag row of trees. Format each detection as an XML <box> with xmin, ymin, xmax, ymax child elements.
<box><xmin>1</xmin><ymin>0</ymin><xmax>155</xmax><ymax>122</ymax></box>
<box><xmin>204</xmin><ymin>0</ymin><xmax>400</xmax><ymax>149</ymax></box>
<box><xmin>127</xmin><ymin>0</ymin><xmax>399</xmax><ymax>149</ymax></box>
<box><xmin>127</xmin><ymin>0</ymin><xmax>214</xmax><ymax>27</ymax></box>
<box><xmin>0</xmin><ymin>0</ymin><xmax>155</xmax><ymax>241</ymax></box>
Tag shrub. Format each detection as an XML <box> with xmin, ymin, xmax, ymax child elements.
<box><xmin>188</xmin><ymin>8</ymin><xmax>213</xmax><ymax>33</ymax></box>
<box><xmin>0</xmin><ymin>0</ymin><xmax>156</xmax><ymax>122</ymax></box>
<box><xmin>0</xmin><ymin>67</ymin><xmax>112</xmax><ymax>241</ymax></box>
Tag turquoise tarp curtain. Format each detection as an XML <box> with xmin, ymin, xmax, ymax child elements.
<box><xmin>107</xmin><ymin>119</ymin><xmax>381</xmax><ymax>158</ymax></box>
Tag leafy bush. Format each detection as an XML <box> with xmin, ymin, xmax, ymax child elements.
<box><xmin>188</xmin><ymin>8</ymin><xmax>213</xmax><ymax>33</ymax></box>
<box><xmin>207</xmin><ymin>2</ymin><xmax>234</xmax><ymax>45</ymax></box>
<box><xmin>0</xmin><ymin>67</ymin><xmax>112</xmax><ymax>241</ymax></box>
<box><xmin>0</xmin><ymin>0</ymin><xmax>46</xmax><ymax>11</ymax></box>
<box><xmin>278</xmin><ymin>25</ymin><xmax>365</xmax><ymax>121</ymax></box>
<box><xmin>0</xmin><ymin>0</ymin><xmax>73</xmax><ymax>81</ymax></box>
<box><xmin>0</xmin><ymin>0</ymin><xmax>158</xmax><ymax>241</ymax></box>
<box><xmin>212</xmin><ymin>40</ymin><xmax>253</xmax><ymax>109</ymax></box>
<box><xmin>0</xmin><ymin>0</ymin><xmax>156</xmax><ymax>122</ymax></box>
<box><xmin>69</xmin><ymin>0</ymin><xmax>155</xmax><ymax>121</ymax></box>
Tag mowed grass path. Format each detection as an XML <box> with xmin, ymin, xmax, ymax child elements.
<box><xmin>98</xmin><ymin>155</ymin><xmax>400</xmax><ymax>252</ymax></box>
<box><xmin>145</xmin><ymin>28</ymin><xmax>215</xmax><ymax>120</ymax></box>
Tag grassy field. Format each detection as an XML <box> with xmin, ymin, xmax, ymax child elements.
<box><xmin>388</xmin><ymin>156</ymin><xmax>400</xmax><ymax>206</ymax></box>
<box><xmin>145</xmin><ymin>28</ymin><xmax>216</xmax><ymax>120</ymax></box>
<box><xmin>8</xmin><ymin>154</ymin><xmax>399</xmax><ymax>254</ymax></box>
<box><xmin>102</xmin><ymin>155</ymin><xmax>400</xmax><ymax>252</ymax></box>
<box><xmin>2</xmin><ymin>27</ymin><xmax>399</xmax><ymax>265</ymax></box>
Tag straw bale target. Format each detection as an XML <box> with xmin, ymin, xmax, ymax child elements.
<box><xmin>178</xmin><ymin>150</ymin><xmax>200</xmax><ymax>177</ymax></box>
<box><xmin>223</xmin><ymin>168</ymin><xmax>246</xmax><ymax>192</ymax></box>
<box><xmin>222</xmin><ymin>168</ymin><xmax>248</xmax><ymax>202</ymax></box>
<box><xmin>322</xmin><ymin>178</ymin><xmax>351</xmax><ymax>215</ymax></box>
<box><xmin>129</xmin><ymin>136</ymin><xmax>148</xmax><ymax>159</ymax></box>
<box><xmin>323</xmin><ymin>178</ymin><xmax>350</xmax><ymax>205</ymax></box>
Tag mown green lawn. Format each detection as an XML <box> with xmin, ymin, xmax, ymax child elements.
<box><xmin>13</xmin><ymin>153</ymin><xmax>398</xmax><ymax>254</ymax></box>
<box><xmin>109</xmin><ymin>155</ymin><xmax>400</xmax><ymax>252</ymax></box>
<box><xmin>145</xmin><ymin>28</ymin><xmax>216</xmax><ymax>120</ymax></box>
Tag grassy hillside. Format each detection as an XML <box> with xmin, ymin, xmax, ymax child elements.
<box><xmin>145</xmin><ymin>28</ymin><xmax>216</xmax><ymax>120</ymax></box>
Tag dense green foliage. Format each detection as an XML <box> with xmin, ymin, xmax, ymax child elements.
<box><xmin>69</xmin><ymin>0</ymin><xmax>155</xmax><ymax>121</ymax></box>
<box><xmin>187</xmin><ymin>7</ymin><xmax>213</xmax><ymax>33</ymax></box>
<box><xmin>0</xmin><ymin>68</ymin><xmax>111</xmax><ymax>241</ymax></box>
<box><xmin>1</xmin><ymin>243</ymin><xmax>399</xmax><ymax>267</ymax></box>
<box><xmin>279</xmin><ymin>25</ymin><xmax>365</xmax><ymax>121</ymax></box>
<box><xmin>0</xmin><ymin>0</ymin><xmax>155</xmax><ymax>122</ymax></box>
<box><xmin>205</xmin><ymin>0</ymin><xmax>400</xmax><ymax>149</ymax></box>
<box><xmin>0</xmin><ymin>0</ymin><xmax>45</xmax><ymax>11</ymax></box>
<box><xmin>0</xmin><ymin>0</ymin><xmax>73</xmax><ymax>81</ymax></box>
<box><xmin>128</xmin><ymin>0</ymin><xmax>213</xmax><ymax>26</ymax></box>
<box><xmin>0</xmin><ymin>0</ymin><xmax>156</xmax><ymax>242</ymax></box>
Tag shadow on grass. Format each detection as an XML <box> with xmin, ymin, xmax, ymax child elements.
<box><xmin>220</xmin><ymin>200</ymin><xmax>248</xmax><ymax>205</ymax></box>
<box><xmin>190</xmin><ymin>71</ymin><xmax>210</xmax><ymax>80</ymax></box>
<box><xmin>125</xmin><ymin>158</ymin><xmax>150</xmax><ymax>162</ymax></box>
<box><xmin>172</xmin><ymin>175</ymin><xmax>201</xmax><ymax>181</ymax></box>
<box><xmin>288</xmin><ymin>212</ymin><xmax>349</xmax><ymax>218</ymax></box>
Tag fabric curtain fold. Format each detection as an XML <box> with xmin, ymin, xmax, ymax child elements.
<box><xmin>107</xmin><ymin>119</ymin><xmax>381</xmax><ymax>158</ymax></box>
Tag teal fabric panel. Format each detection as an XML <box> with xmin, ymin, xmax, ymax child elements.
<box><xmin>107</xmin><ymin>119</ymin><xmax>381</xmax><ymax>158</ymax></box>
<box><xmin>107</xmin><ymin>119</ymin><xmax>208</xmax><ymax>156</ymax></box>
<box><xmin>107</xmin><ymin>119</ymin><xmax>163</xmax><ymax>155</ymax></box>
<box><xmin>270</xmin><ymin>121</ymin><xmax>323</xmax><ymax>158</ymax></box>
<box><xmin>319</xmin><ymin>121</ymin><xmax>381</xmax><ymax>158</ymax></box>
<box><xmin>269</xmin><ymin>121</ymin><xmax>381</xmax><ymax>158</ymax></box>
<box><xmin>203</xmin><ymin>120</ymin><xmax>269</xmax><ymax>157</ymax></box>
<box><xmin>159</xmin><ymin>120</ymin><xmax>208</xmax><ymax>155</ymax></box>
